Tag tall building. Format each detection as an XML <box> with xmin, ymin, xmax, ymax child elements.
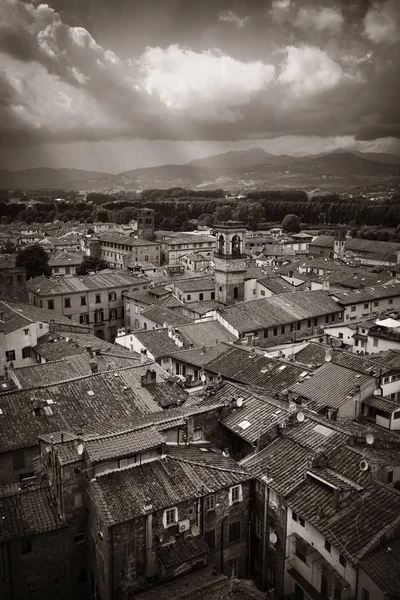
<box><xmin>333</xmin><ymin>228</ymin><xmax>346</xmax><ymax>260</ymax></box>
<box><xmin>137</xmin><ymin>208</ymin><xmax>155</xmax><ymax>240</ymax></box>
<box><xmin>213</xmin><ymin>221</ymin><xmax>247</xmax><ymax>305</ymax></box>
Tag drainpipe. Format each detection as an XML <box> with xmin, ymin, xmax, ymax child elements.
<box><xmin>220</xmin><ymin>517</ymin><xmax>227</xmax><ymax>574</ymax></box>
<box><xmin>110</xmin><ymin>526</ymin><xmax>114</xmax><ymax>600</ymax></box>
<box><xmin>262</xmin><ymin>477</ymin><xmax>269</xmax><ymax>591</ymax></box>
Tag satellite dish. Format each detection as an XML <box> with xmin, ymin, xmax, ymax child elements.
<box><xmin>269</xmin><ymin>532</ymin><xmax>278</xmax><ymax>545</ymax></box>
<box><xmin>296</xmin><ymin>411</ymin><xmax>305</xmax><ymax>422</ymax></box>
<box><xmin>191</xmin><ymin>525</ymin><xmax>199</xmax><ymax>537</ymax></box>
<box><xmin>77</xmin><ymin>443</ymin><xmax>84</xmax><ymax>456</ymax></box>
<box><xmin>360</xmin><ymin>459</ymin><xmax>369</xmax><ymax>472</ymax></box>
<box><xmin>366</xmin><ymin>434</ymin><xmax>374</xmax><ymax>446</ymax></box>
<box><xmin>236</xmin><ymin>398</ymin><xmax>244</xmax><ymax>408</ymax></box>
<box><xmin>200</xmin><ymin>373</ymin><xmax>206</xmax><ymax>382</ymax></box>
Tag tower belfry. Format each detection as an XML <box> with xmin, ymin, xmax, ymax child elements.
<box><xmin>213</xmin><ymin>221</ymin><xmax>247</xmax><ymax>305</ymax></box>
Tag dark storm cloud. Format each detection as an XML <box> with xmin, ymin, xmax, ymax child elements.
<box><xmin>0</xmin><ymin>0</ymin><xmax>399</xmax><ymax>150</ymax></box>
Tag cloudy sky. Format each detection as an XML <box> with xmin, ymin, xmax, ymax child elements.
<box><xmin>1</xmin><ymin>0</ymin><xmax>400</xmax><ymax>172</ymax></box>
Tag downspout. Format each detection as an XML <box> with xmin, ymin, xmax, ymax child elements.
<box><xmin>110</xmin><ymin>526</ymin><xmax>114</xmax><ymax>600</ymax></box>
<box><xmin>7</xmin><ymin>542</ymin><xmax>13</xmax><ymax>600</ymax></box>
<box><xmin>262</xmin><ymin>478</ymin><xmax>269</xmax><ymax>591</ymax></box>
<box><xmin>220</xmin><ymin>517</ymin><xmax>226</xmax><ymax>575</ymax></box>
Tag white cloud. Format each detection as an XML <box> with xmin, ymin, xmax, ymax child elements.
<box><xmin>218</xmin><ymin>10</ymin><xmax>249</xmax><ymax>29</ymax></box>
<box><xmin>138</xmin><ymin>45</ymin><xmax>275</xmax><ymax>122</ymax></box>
<box><xmin>363</xmin><ymin>0</ymin><xmax>400</xmax><ymax>44</ymax></box>
<box><xmin>278</xmin><ymin>46</ymin><xmax>345</xmax><ymax>95</ymax></box>
<box><xmin>294</xmin><ymin>6</ymin><xmax>344</xmax><ymax>35</ymax></box>
<box><xmin>269</xmin><ymin>0</ymin><xmax>291</xmax><ymax>24</ymax></box>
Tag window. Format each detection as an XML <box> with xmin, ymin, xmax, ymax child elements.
<box><xmin>205</xmin><ymin>529</ymin><xmax>216</xmax><ymax>550</ymax></box>
<box><xmin>24</xmin><ymin>329</ymin><xmax>29</xmax><ymax>335</ymax></box>
<box><xmin>199</xmin><ymin>293</ymin><xmax>204</xmax><ymax>301</ymax></box>
<box><xmin>95</xmin><ymin>294</ymin><xmax>101</xmax><ymax>304</ymax></box>
<box><xmin>211</xmin><ymin>292</ymin><xmax>215</xmax><ymax>300</ymax></box>
<box><xmin>264</xmin><ymin>329</ymin><xmax>269</xmax><ymax>338</ymax></box>
<box><xmin>255</xmin><ymin>480</ymin><xmax>264</xmax><ymax>495</ymax></box>
<box><xmin>281</xmin><ymin>326</ymin><xmax>285</xmax><ymax>334</ymax></box>
<box><xmin>79</xmin><ymin>314</ymin><xmax>89</xmax><ymax>325</ymax></box>
<box><xmin>21</xmin><ymin>539</ymin><xmax>32</xmax><ymax>554</ymax></box>
<box><xmin>261</xmin><ymin>290</ymin><xmax>265</xmax><ymax>296</ymax></box>
<box><xmin>374</xmin><ymin>301</ymin><xmax>379</xmax><ymax>307</ymax></box>
<box><xmin>298</xmin><ymin>516</ymin><xmax>305</xmax><ymax>527</ymax></box>
<box><xmin>228</xmin><ymin>521</ymin><xmax>241</xmax><ymax>543</ymax></box>
<box><xmin>110</xmin><ymin>309</ymin><xmax>117</xmax><ymax>320</ymax></box>
<box><xmin>48</xmin><ymin>300</ymin><xmax>54</xmax><ymax>310</ymax></box>
<box><xmin>339</xmin><ymin>553</ymin><xmax>346</xmax><ymax>567</ymax></box>
<box><xmin>255</xmin><ymin>516</ymin><xmax>263</xmax><ymax>538</ymax></box>
<box><xmin>187</xmin><ymin>294</ymin><xmax>191</xmax><ymax>301</ymax></box>
<box><xmin>74</xmin><ymin>493</ymin><xmax>83</xmax><ymax>508</ymax></box>
<box><xmin>364</xmin><ymin>303</ymin><xmax>369</xmax><ymax>309</ymax></box>
<box><xmin>13</xmin><ymin>451</ymin><xmax>25</xmax><ymax>470</ymax></box>
<box><xmin>64</xmin><ymin>297</ymin><xmax>71</xmax><ymax>308</ymax></box>
<box><xmin>307</xmin><ymin>319</ymin><xmax>311</xmax><ymax>328</ymax></box>
<box><xmin>373</xmin><ymin>338</ymin><xmax>379</xmax><ymax>347</ymax></box>
<box><xmin>273</xmin><ymin>327</ymin><xmax>278</xmax><ymax>336</ymax></box>
<box><xmin>94</xmin><ymin>310</ymin><xmax>104</xmax><ymax>323</ymax></box>
<box><xmin>290</xmin><ymin>323</ymin><xmax>294</xmax><ymax>332</ymax></box>
<box><xmin>22</xmin><ymin>346</ymin><xmax>31</xmax><ymax>359</ymax></box>
<box><xmin>65</xmin><ymin>267</ymin><xmax>71</xmax><ymax>275</ymax></box>
<box><xmin>253</xmin><ymin>289</ymin><xmax>256</xmax><ymax>295</ymax></box>
<box><xmin>205</xmin><ymin>494</ymin><xmax>216</xmax><ymax>512</ymax></box>
<box><xmin>74</xmin><ymin>533</ymin><xmax>85</xmax><ymax>547</ymax></box>
<box><xmin>351</xmin><ymin>306</ymin><xmax>356</xmax><ymax>312</ymax></box>
<box><xmin>6</xmin><ymin>350</ymin><xmax>15</xmax><ymax>362</ymax></box>
<box><xmin>164</xmin><ymin>507</ymin><xmax>178</xmax><ymax>528</ymax></box>
<box><xmin>292</xmin><ymin>510</ymin><xmax>298</xmax><ymax>522</ymax></box>
<box><xmin>314</xmin><ymin>318</ymin><xmax>318</xmax><ymax>326</ymax></box>
<box><xmin>193</xmin><ymin>428</ymin><xmax>202</xmax><ymax>441</ymax></box>
<box><xmin>389</xmin><ymin>299</ymin><xmax>393</xmax><ymax>305</ymax></box>
<box><xmin>229</xmin><ymin>485</ymin><xmax>242</xmax><ymax>505</ymax></box>
<box><xmin>361</xmin><ymin>589</ymin><xmax>370</xmax><ymax>600</ymax></box>
<box><xmin>109</xmin><ymin>292</ymin><xmax>116</xmax><ymax>301</ymax></box>
<box><xmin>324</xmin><ymin>539</ymin><xmax>331</xmax><ymax>553</ymax></box>
<box><xmin>297</xmin><ymin>322</ymin><xmax>301</xmax><ymax>330</ymax></box>
<box><xmin>80</xmin><ymin>296</ymin><xmax>86</xmax><ymax>306</ymax></box>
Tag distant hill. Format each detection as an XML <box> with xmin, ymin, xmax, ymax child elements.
<box><xmin>1</xmin><ymin>148</ymin><xmax>400</xmax><ymax>191</ymax></box>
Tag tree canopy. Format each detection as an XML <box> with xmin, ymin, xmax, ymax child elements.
<box><xmin>76</xmin><ymin>256</ymin><xmax>108</xmax><ymax>275</ymax></box>
<box><xmin>282</xmin><ymin>213</ymin><xmax>301</xmax><ymax>233</ymax></box>
<box><xmin>16</xmin><ymin>244</ymin><xmax>51</xmax><ymax>280</ymax></box>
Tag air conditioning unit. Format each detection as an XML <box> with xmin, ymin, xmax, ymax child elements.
<box><xmin>178</xmin><ymin>519</ymin><xmax>190</xmax><ymax>533</ymax></box>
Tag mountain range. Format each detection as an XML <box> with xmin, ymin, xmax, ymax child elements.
<box><xmin>1</xmin><ymin>148</ymin><xmax>400</xmax><ymax>191</ymax></box>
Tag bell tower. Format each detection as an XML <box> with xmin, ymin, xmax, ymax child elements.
<box><xmin>213</xmin><ymin>221</ymin><xmax>247</xmax><ymax>305</ymax></box>
<box><xmin>333</xmin><ymin>228</ymin><xmax>346</xmax><ymax>260</ymax></box>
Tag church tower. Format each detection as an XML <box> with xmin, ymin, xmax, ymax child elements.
<box><xmin>136</xmin><ymin>208</ymin><xmax>155</xmax><ymax>241</ymax></box>
<box><xmin>213</xmin><ymin>221</ymin><xmax>247</xmax><ymax>305</ymax></box>
<box><xmin>333</xmin><ymin>228</ymin><xmax>346</xmax><ymax>260</ymax></box>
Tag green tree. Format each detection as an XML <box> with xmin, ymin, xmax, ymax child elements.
<box><xmin>76</xmin><ymin>256</ymin><xmax>108</xmax><ymax>275</ymax></box>
<box><xmin>16</xmin><ymin>244</ymin><xmax>51</xmax><ymax>280</ymax></box>
<box><xmin>116</xmin><ymin>207</ymin><xmax>136</xmax><ymax>224</ymax></box>
<box><xmin>1</xmin><ymin>240</ymin><xmax>16</xmax><ymax>254</ymax></box>
<box><xmin>213</xmin><ymin>204</ymin><xmax>233</xmax><ymax>223</ymax></box>
<box><xmin>282</xmin><ymin>213</ymin><xmax>301</xmax><ymax>233</ymax></box>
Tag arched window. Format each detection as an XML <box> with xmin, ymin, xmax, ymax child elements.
<box><xmin>234</xmin><ymin>287</ymin><xmax>239</xmax><ymax>299</ymax></box>
<box><xmin>218</xmin><ymin>234</ymin><xmax>225</xmax><ymax>255</ymax></box>
<box><xmin>231</xmin><ymin>235</ymin><xmax>241</xmax><ymax>256</ymax></box>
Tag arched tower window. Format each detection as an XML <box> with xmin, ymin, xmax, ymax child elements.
<box><xmin>218</xmin><ymin>234</ymin><xmax>225</xmax><ymax>255</ymax></box>
<box><xmin>231</xmin><ymin>235</ymin><xmax>241</xmax><ymax>256</ymax></box>
<box><xmin>234</xmin><ymin>287</ymin><xmax>239</xmax><ymax>299</ymax></box>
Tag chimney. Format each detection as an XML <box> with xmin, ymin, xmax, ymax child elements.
<box><xmin>140</xmin><ymin>348</ymin><xmax>147</xmax><ymax>363</ymax></box>
<box><xmin>89</xmin><ymin>358</ymin><xmax>98</xmax><ymax>374</ymax></box>
<box><xmin>325</xmin><ymin>347</ymin><xmax>332</xmax><ymax>362</ymax></box>
<box><xmin>141</xmin><ymin>368</ymin><xmax>157</xmax><ymax>387</ymax></box>
<box><xmin>322</xmin><ymin>279</ymin><xmax>330</xmax><ymax>292</ymax></box>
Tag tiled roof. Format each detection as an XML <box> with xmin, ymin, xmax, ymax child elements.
<box><xmin>0</xmin><ymin>484</ymin><xmax>63</xmax><ymax>542</ymax></box>
<box><xmin>178</xmin><ymin>320</ymin><xmax>237</xmax><ymax>346</ymax></box>
<box><xmin>363</xmin><ymin>395</ymin><xmax>400</xmax><ymax>413</ymax></box>
<box><xmin>310</xmin><ymin>235</ymin><xmax>400</xmax><ymax>255</ymax></box>
<box><xmin>371</xmin><ymin>349</ymin><xmax>400</xmax><ymax>370</ymax></box>
<box><xmin>0</xmin><ymin>300</ymin><xmax>77</xmax><ymax>335</ymax></box>
<box><xmin>0</xmin><ymin>364</ymin><xmax>181</xmax><ymax>452</ymax></box>
<box><xmin>184</xmin><ymin>300</ymin><xmax>224</xmax><ymax>315</ymax></box>
<box><xmin>219</xmin><ymin>290</ymin><xmax>341</xmax><ymax>333</ymax></box>
<box><xmin>257</xmin><ymin>277</ymin><xmax>294</xmax><ymax>294</ymax></box>
<box><xmin>98</xmin><ymin>232</ymin><xmax>158</xmax><ymax>247</ymax></box>
<box><xmin>33</xmin><ymin>331</ymin><xmax>134</xmax><ymax>362</ymax></box>
<box><xmin>330</xmin><ymin>283</ymin><xmax>400</xmax><ymax>305</ymax></box>
<box><xmin>169</xmin><ymin>343</ymin><xmax>232</xmax><ymax>368</ymax></box>
<box><xmin>361</xmin><ymin>538</ymin><xmax>400</xmax><ymax>599</ymax></box>
<box><xmin>292</xmin><ymin>342</ymin><xmax>331</xmax><ymax>366</ymax></box>
<box><xmin>12</xmin><ymin>352</ymin><xmax>142</xmax><ymax>389</ymax></box>
<box><xmin>331</xmin><ymin>351</ymin><xmax>387</xmax><ymax>376</ymax></box>
<box><xmin>27</xmin><ymin>271</ymin><xmax>143</xmax><ymax>296</ymax></box>
<box><xmin>134</xmin><ymin>566</ymin><xmax>229</xmax><ymax>600</ymax></box>
<box><xmin>174</xmin><ymin>277</ymin><xmax>215</xmax><ymax>292</ymax></box>
<box><xmin>133</xmin><ymin>329</ymin><xmax>181</xmax><ymax>359</ymax></box>
<box><xmin>241</xmin><ymin>437</ymin><xmax>313</xmax><ymax>496</ymax></box>
<box><xmin>157</xmin><ymin>537</ymin><xmax>209</xmax><ymax>569</ymax></box>
<box><xmin>85</xmin><ymin>427</ymin><xmax>164</xmax><ymax>463</ymax></box>
<box><xmin>282</xmin><ymin>416</ymin><xmax>350</xmax><ymax>455</ymax></box>
<box><xmin>215</xmin><ymin>383</ymin><xmax>290</xmax><ymax>444</ymax></box>
<box><xmin>48</xmin><ymin>251</ymin><xmax>83</xmax><ymax>267</ymax></box>
<box><xmin>290</xmin><ymin>362</ymin><xmax>376</xmax><ymax>410</ymax></box>
<box><xmin>141</xmin><ymin>304</ymin><xmax>193</xmax><ymax>326</ymax></box>
<box><xmin>91</xmin><ymin>451</ymin><xmax>250</xmax><ymax>525</ymax></box>
<box><xmin>203</xmin><ymin>346</ymin><xmax>311</xmax><ymax>392</ymax></box>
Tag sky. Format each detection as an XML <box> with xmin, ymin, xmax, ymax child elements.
<box><xmin>1</xmin><ymin>0</ymin><xmax>400</xmax><ymax>172</ymax></box>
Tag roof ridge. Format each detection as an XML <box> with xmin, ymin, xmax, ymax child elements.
<box><xmin>167</xmin><ymin>454</ymin><xmax>249</xmax><ymax>476</ymax></box>
<box><xmin>0</xmin><ymin>300</ymin><xmax>33</xmax><ymax>325</ymax></box>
